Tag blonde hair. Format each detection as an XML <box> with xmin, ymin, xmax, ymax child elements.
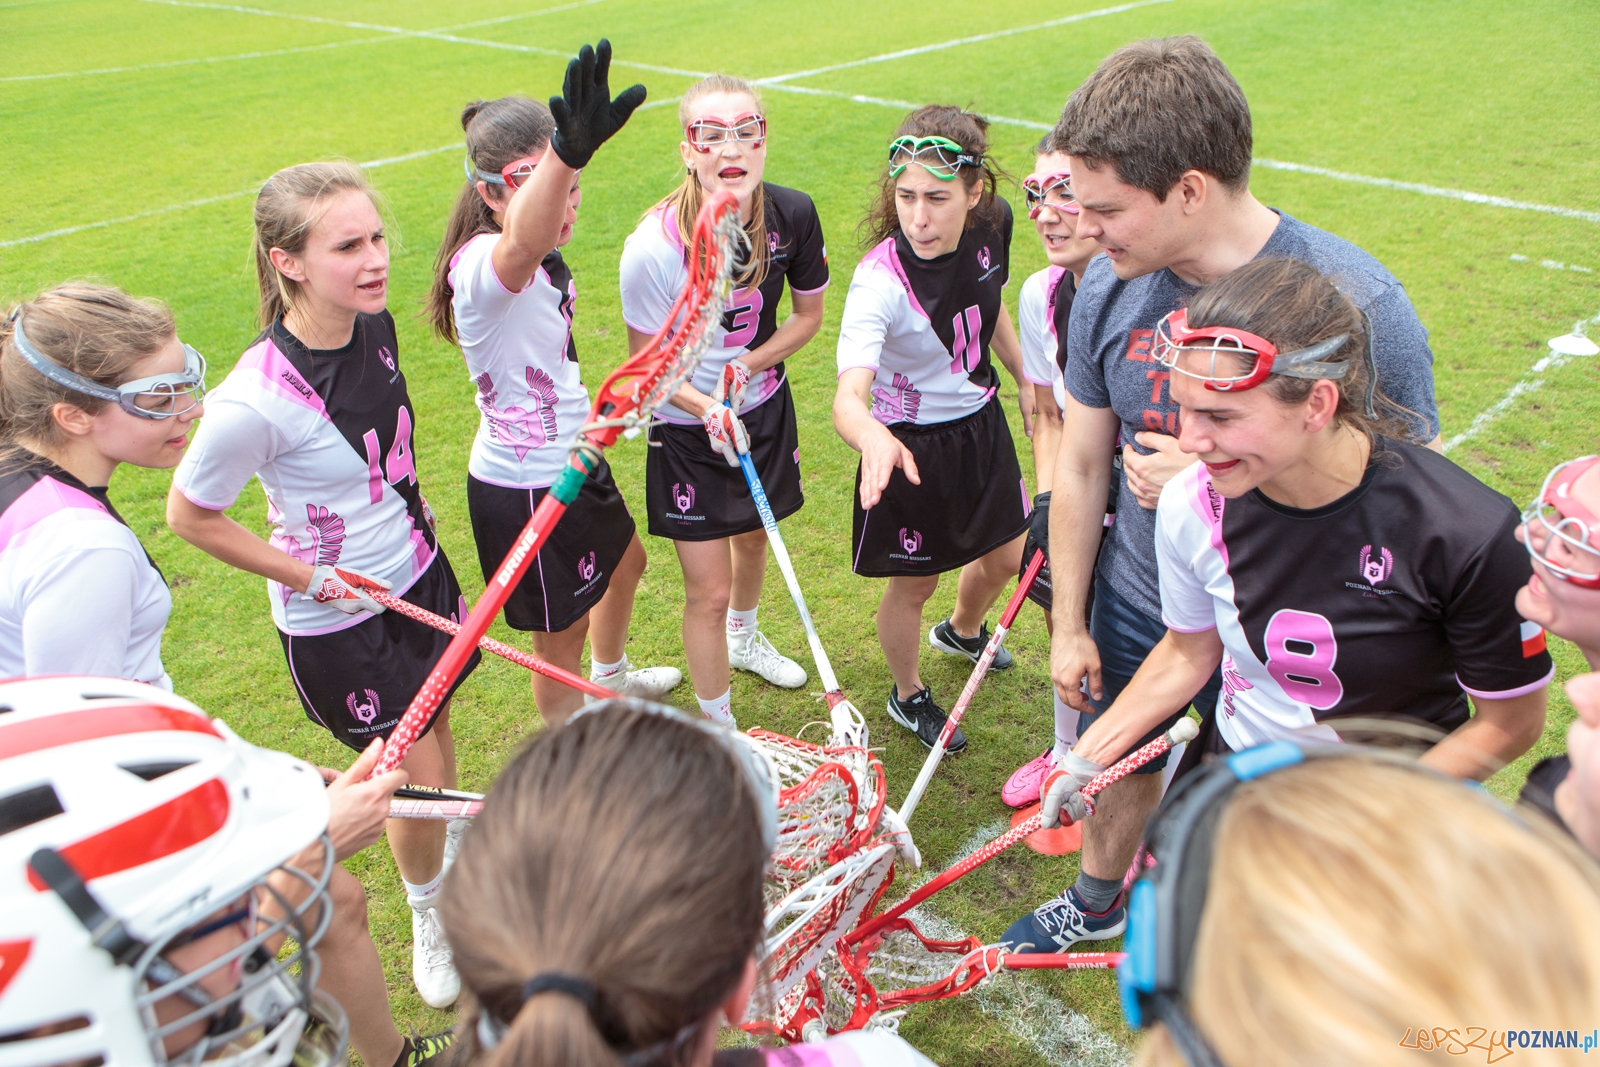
<box><xmin>251</xmin><ymin>161</ymin><xmax>384</xmax><ymax>328</ymax></box>
<box><xmin>0</xmin><ymin>283</ymin><xmax>175</xmax><ymax>463</ymax></box>
<box><xmin>1136</xmin><ymin>757</ymin><xmax>1600</xmax><ymax>1067</ymax></box>
<box><xmin>659</xmin><ymin>74</ymin><xmax>770</xmax><ymax>291</ymax></box>
<box><xmin>439</xmin><ymin>702</ymin><xmax>767</xmax><ymax>1067</ymax></box>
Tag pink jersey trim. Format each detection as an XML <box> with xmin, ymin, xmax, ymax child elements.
<box><xmin>837</xmin><ymin>363</ymin><xmax>880</xmax><ymax>377</ymax></box>
<box><xmin>177</xmin><ymin>486</ymin><xmax>232</xmax><ymax>512</ymax></box>
<box><xmin>0</xmin><ymin>477</ymin><xmax>113</xmax><ymax>553</ymax></box>
<box><xmin>791</xmin><ymin>279</ymin><xmax>832</xmax><ymax>296</ymax></box>
<box><xmin>861</xmin><ymin>237</ymin><xmax>929</xmax><ymax>322</ymax></box>
<box><xmin>648</xmin><ymin>206</ymin><xmax>686</xmax><ymax>252</ymax></box>
<box><xmin>1044</xmin><ymin>264</ymin><xmax>1068</xmax><ymax>344</ymax></box>
<box><xmin>1162</xmin><ymin>617</ymin><xmax>1218</xmax><ymax>635</ymax></box>
<box><xmin>1021</xmin><ymin>371</ymin><xmax>1053</xmax><ymax>386</ymax></box>
<box><xmin>1186</xmin><ymin>468</ymin><xmax>1229</xmax><ymax>573</ymax></box>
<box><xmin>235</xmin><ymin>336</ymin><xmax>330</xmax><ymax>417</ymax></box>
<box><xmin>450</xmin><ymin>232</ymin><xmax>534</xmax><ymax>298</ymax></box>
<box><xmin>1456</xmin><ymin>665</ymin><xmax>1555</xmax><ymax>702</ymax></box>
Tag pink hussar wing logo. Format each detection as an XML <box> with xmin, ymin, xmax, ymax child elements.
<box><xmin>870</xmin><ymin>372</ymin><xmax>923</xmax><ymax>423</ymax></box>
<box><xmin>473</xmin><ymin>368</ymin><xmax>559</xmax><ymax>461</ymax></box>
<box><xmin>1220</xmin><ymin>656</ymin><xmax>1253</xmax><ymax>718</ymax></box>
<box><xmin>577</xmin><ymin>552</ymin><xmax>596</xmax><ymax>582</ymax></box>
<box><xmin>977</xmin><ymin>246</ymin><xmax>991</xmax><ymax>271</ymax></box>
<box><xmin>346</xmin><ymin>688</ymin><xmax>380</xmax><ymax>725</ymax></box>
<box><xmin>672</xmin><ymin>483</ymin><xmax>696</xmax><ymax>512</ymax></box>
<box><xmin>525</xmin><ymin>367</ymin><xmax>560</xmax><ymax>444</ymax></box>
<box><xmin>768</xmin><ymin>232</ymin><xmax>780</xmax><ymax>253</ymax></box>
<box><xmin>1358</xmin><ymin>544</ymin><xmax>1394</xmax><ymax>585</ymax></box>
<box><xmin>899</xmin><ymin>528</ymin><xmax>922</xmax><ymax>554</ymax></box>
<box><xmin>278</xmin><ymin>505</ymin><xmax>346</xmax><ymax>605</ymax></box>
<box><xmin>377</xmin><ymin>346</ymin><xmax>397</xmax><ymax>373</ymax></box>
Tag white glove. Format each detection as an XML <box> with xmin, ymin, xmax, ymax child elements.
<box><xmin>704</xmin><ymin>405</ymin><xmax>750</xmax><ymax>468</ymax></box>
<box><xmin>712</xmin><ymin>360</ymin><xmax>751</xmax><ymax>412</ymax></box>
<box><xmin>1040</xmin><ymin>750</ymin><xmax>1105</xmax><ymax>829</ymax></box>
<box><xmin>304</xmin><ymin>565</ymin><xmax>391</xmax><ymax>615</ymax></box>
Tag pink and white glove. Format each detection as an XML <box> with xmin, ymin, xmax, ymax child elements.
<box><xmin>1039</xmin><ymin>750</ymin><xmax>1104</xmax><ymax>829</ymax></box>
<box><xmin>704</xmin><ymin>405</ymin><xmax>750</xmax><ymax>468</ymax></box>
<box><xmin>304</xmin><ymin>565</ymin><xmax>391</xmax><ymax>615</ymax></box>
<box><xmin>712</xmin><ymin>360</ymin><xmax>751</xmax><ymax>412</ymax></box>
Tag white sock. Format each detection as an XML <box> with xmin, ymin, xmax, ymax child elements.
<box><xmin>726</xmin><ymin>607</ymin><xmax>758</xmax><ymax>635</ymax></box>
<box><xmin>590</xmin><ymin>654</ymin><xmax>628</xmax><ymax>680</ymax></box>
<box><xmin>403</xmin><ymin>870</ymin><xmax>445</xmax><ymax>910</ymax></box>
<box><xmin>697</xmin><ymin>689</ymin><xmax>735</xmax><ymax>726</ymax></box>
<box><xmin>446</xmin><ymin>818</ymin><xmax>469</xmax><ymax>837</ymax></box>
<box><xmin>1052</xmin><ymin>693</ymin><xmax>1080</xmax><ymax>760</ymax></box>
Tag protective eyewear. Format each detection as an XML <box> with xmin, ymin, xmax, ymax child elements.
<box><xmin>1521</xmin><ymin>455</ymin><xmax>1600</xmax><ymax>589</ymax></box>
<box><xmin>165</xmin><ymin>895</ymin><xmax>258</xmax><ymax>952</ymax></box>
<box><xmin>888</xmin><ymin>135</ymin><xmax>979</xmax><ymax>180</ymax></box>
<box><xmin>9</xmin><ymin>311</ymin><xmax>207</xmax><ymax>420</ymax></box>
<box><xmin>1024</xmin><ymin>170</ymin><xmax>1078</xmax><ymax>218</ymax></box>
<box><xmin>466</xmin><ymin>154</ymin><xmax>545</xmax><ymax>190</ymax></box>
<box><xmin>1153</xmin><ymin>307</ymin><xmax>1352</xmax><ymax>394</ymax></box>
<box><xmin>685</xmin><ymin>114</ymin><xmax>767</xmax><ymax>152</ymax></box>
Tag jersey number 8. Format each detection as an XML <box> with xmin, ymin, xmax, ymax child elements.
<box><xmin>1263</xmin><ymin>609</ymin><xmax>1344</xmax><ymax>710</ymax></box>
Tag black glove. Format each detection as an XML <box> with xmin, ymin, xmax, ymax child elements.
<box><xmin>1029</xmin><ymin>491</ymin><xmax>1051</xmax><ymax>555</ymax></box>
<box><xmin>548</xmin><ymin>39</ymin><xmax>647</xmax><ymax>170</ymax></box>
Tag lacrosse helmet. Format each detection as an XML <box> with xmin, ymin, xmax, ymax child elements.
<box><xmin>0</xmin><ymin>676</ymin><xmax>346</xmax><ymax>1067</ymax></box>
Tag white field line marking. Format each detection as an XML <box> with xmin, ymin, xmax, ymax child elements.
<box><xmin>0</xmin><ymin>142</ymin><xmax>462</xmax><ymax>250</ymax></box>
<box><xmin>1509</xmin><ymin>253</ymin><xmax>1594</xmax><ymax>274</ymax></box>
<box><xmin>1441</xmin><ymin>349</ymin><xmax>1594</xmax><ymax>453</ymax></box>
<box><xmin>1252</xmin><ymin>159</ymin><xmax>1600</xmax><ymax>224</ymax></box>
<box><xmin>754</xmin><ymin>0</ymin><xmax>1171</xmax><ymax>85</ymax></box>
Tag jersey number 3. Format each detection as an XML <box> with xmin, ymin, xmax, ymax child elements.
<box><xmin>1263</xmin><ymin>609</ymin><xmax>1344</xmax><ymax>710</ymax></box>
<box><xmin>722</xmin><ymin>288</ymin><xmax>764</xmax><ymax>348</ymax></box>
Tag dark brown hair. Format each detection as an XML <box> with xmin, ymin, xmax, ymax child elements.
<box><xmin>440</xmin><ymin>701</ymin><xmax>767</xmax><ymax>1067</ymax></box>
<box><xmin>1049</xmin><ymin>36</ymin><xmax>1252</xmax><ymax>202</ymax></box>
<box><xmin>862</xmin><ymin>104</ymin><xmax>1006</xmax><ymax>249</ymax></box>
<box><xmin>0</xmin><ymin>284</ymin><xmax>176</xmax><ymax>464</ymax></box>
<box><xmin>428</xmin><ymin>97</ymin><xmax>557</xmax><ymax>343</ymax></box>
<box><xmin>1184</xmin><ymin>257</ymin><xmax>1417</xmax><ymax>443</ymax></box>
<box><xmin>252</xmin><ymin>161</ymin><xmax>384</xmax><ymax>329</ymax></box>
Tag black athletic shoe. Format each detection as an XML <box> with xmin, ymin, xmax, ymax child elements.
<box><xmin>395</xmin><ymin>1031</ymin><xmax>455</xmax><ymax>1067</ymax></box>
<box><xmin>929</xmin><ymin>618</ymin><xmax>1014</xmax><ymax>670</ymax></box>
<box><xmin>886</xmin><ymin>685</ymin><xmax>967</xmax><ymax>753</ymax></box>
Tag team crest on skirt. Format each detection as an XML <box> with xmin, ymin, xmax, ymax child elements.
<box><xmin>577</xmin><ymin>551</ymin><xmax>597</xmax><ymax>582</ymax></box>
<box><xmin>346</xmin><ymin>688</ymin><xmax>381</xmax><ymax>725</ymax></box>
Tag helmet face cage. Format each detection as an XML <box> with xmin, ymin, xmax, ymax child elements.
<box><xmin>9</xmin><ymin>312</ymin><xmax>207</xmax><ymax>420</ymax></box>
<box><xmin>685</xmin><ymin>113</ymin><xmax>767</xmax><ymax>152</ymax></box>
<box><xmin>888</xmin><ymin>135</ymin><xmax>978</xmax><ymax>181</ymax></box>
<box><xmin>1521</xmin><ymin>456</ymin><xmax>1600</xmax><ymax>589</ymax></box>
<box><xmin>135</xmin><ymin>837</ymin><xmax>346</xmax><ymax>1067</ymax></box>
<box><xmin>1154</xmin><ymin>308</ymin><xmax>1353</xmax><ymax>395</ymax></box>
<box><xmin>1024</xmin><ymin>171</ymin><xmax>1077</xmax><ymax>218</ymax></box>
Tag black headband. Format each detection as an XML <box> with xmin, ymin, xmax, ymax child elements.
<box><xmin>521</xmin><ymin>972</ymin><xmax>598</xmax><ymax>1012</ymax></box>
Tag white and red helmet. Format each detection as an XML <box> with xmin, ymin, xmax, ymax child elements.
<box><xmin>0</xmin><ymin>676</ymin><xmax>346</xmax><ymax>1067</ymax></box>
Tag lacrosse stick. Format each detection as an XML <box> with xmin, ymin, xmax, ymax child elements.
<box><xmin>367</xmin><ymin>191</ymin><xmax>746</xmax><ymax>776</ymax></box>
<box><xmin>388</xmin><ymin>783</ymin><xmax>485</xmax><ymax>820</ymax></box>
<box><xmin>369</xmin><ymin>590</ymin><xmax>612</xmax><ymax>701</ymax></box>
<box><xmin>898</xmin><ymin>548</ymin><xmax>1046</xmax><ymax>825</ymax></box>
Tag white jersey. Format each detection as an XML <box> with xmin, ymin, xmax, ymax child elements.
<box><xmin>0</xmin><ymin>459</ymin><xmax>171</xmax><ymax>688</ymax></box>
<box><xmin>173</xmin><ymin>312</ymin><xmax>438</xmax><ymax>636</ymax></box>
<box><xmin>836</xmin><ymin>203</ymin><xmax>1013</xmax><ymax>427</ymax></box>
<box><xmin>449</xmin><ymin>233</ymin><xmax>592</xmax><ymax>490</ymax></box>
<box><xmin>1018</xmin><ymin>265</ymin><xmax>1069</xmax><ymax>413</ymax></box>
<box><xmin>619</xmin><ymin>183</ymin><xmax>830</xmax><ymax>425</ymax></box>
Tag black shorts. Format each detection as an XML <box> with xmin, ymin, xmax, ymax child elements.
<box><xmin>852</xmin><ymin>397</ymin><xmax>1028</xmax><ymax>578</ymax></box>
<box><xmin>645</xmin><ymin>377</ymin><xmax>803</xmax><ymax>541</ymax></box>
<box><xmin>278</xmin><ymin>550</ymin><xmax>483</xmax><ymax>753</ymax></box>
<box><xmin>467</xmin><ymin>460</ymin><xmax>635</xmax><ymax>633</ymax></box>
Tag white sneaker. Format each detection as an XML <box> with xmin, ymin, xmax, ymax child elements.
<box><xmin>410</xmin><ymin>904</ymin><xmax>460</xmax><ymax>1008</ymax></box>
<box><xmin>442</xmin><ymin>819</ymin><xmax>467</xmax><ymax>873</ymax></box>
<box><xmin>728</xmin><ymin>630</ymin><xmax>807</xmax><ymax>688</ymax></box>
<box><xmin>589</xmin><ymin>664</ymin><xmax>683</xmax><ymax>701</ymax></box>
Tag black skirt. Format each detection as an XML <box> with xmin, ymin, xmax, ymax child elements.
<box><xmin>644</xmin><ymin>377</ymin><xmax>803</xmax><ymax>541</ymax></box>
<box><xmin>467</xmin><ymin>458</ymin><xmax>636</xmax><ymax>633</ymax></box>
<box><xmin>278</xmin><ymin>550</ymin><xmax>482</xmax><ymax>752</ymax></box>
<box><xmin>851</xmin><ymin>396</ymin><xmax>1028</xmax><ymax>577</ymax></box>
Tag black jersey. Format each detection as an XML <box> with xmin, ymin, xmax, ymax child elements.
<box><xmin>894</xmin><ymin>198</ymin><xmax>1013</xmax><ymax>395</ymax></box>
<box><xmin>1156</xmin><ymin>441</ymin><xmax>1554</xmax><ymax>749</ymax></box>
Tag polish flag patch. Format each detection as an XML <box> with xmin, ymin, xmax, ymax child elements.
<box><xmin>1521</xmin><ymin>620</ymin><xmax>1548</xmax><ymax>658</ymax></box>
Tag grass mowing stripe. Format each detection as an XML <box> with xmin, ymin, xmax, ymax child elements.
<box><xmin>752</xmin><ymin>0</ymin><xmax>1174</xmax><ymax>85</ymax></box>
<box><xmin>1253</xmin><ymin>158</ymin><xmax>1600</xmax><ymax>224</ymax></box>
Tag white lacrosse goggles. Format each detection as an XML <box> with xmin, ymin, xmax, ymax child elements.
<box><xmin>1024</xmin><ymin>170</ymin><xmax>1077</xmax><ymax>218</ymax></box>
<box><xmin>10</xmin><ymin>310</ymin><xmax>206</xmax><ymax>420</ymax></box>
<box><xmin>1154</xmin><ymin>307</ymin><xmax>1353</xmax><ymax>393</ymax></box>
<box><xmin>685</xmin><ymin>113</ymin><xmax>767</xmax><ymax>152</ymax></box>
<box><xmin>1521</xmin><ymin>455</ymin><xmax>1600</xmax><ymax>589</ymax></box>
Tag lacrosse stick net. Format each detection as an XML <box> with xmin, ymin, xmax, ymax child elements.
<box><xmin>371</xmin><ymin>191</ymin><xmax>747</xmax><ymax>775</ymax></box>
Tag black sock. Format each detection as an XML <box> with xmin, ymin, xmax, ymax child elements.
<box><xmin>1073</xmin><ymin>871</ymin><xmax>1123</xmax><ymax>915</ymax></box>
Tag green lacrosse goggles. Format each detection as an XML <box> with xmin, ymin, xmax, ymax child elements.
<box><xmin>888</xmin><ymin>135</ymin><xmax>980</xmax><ymax>180</ymax></box>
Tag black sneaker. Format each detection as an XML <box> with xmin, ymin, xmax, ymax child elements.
<box><xmin>395</xmin><ymin>1031</ymin><xmax>455</xmax><ymax>1067</ymax></box>
<box><xmin>929</xmin><ymin>618</ymin><xmax>1013</xmax><ymax>670</ymax></box>
<box><xmin>886</xmin><ymin>685</ymin><xmax>967</xmax><ymax>753</ymax></box>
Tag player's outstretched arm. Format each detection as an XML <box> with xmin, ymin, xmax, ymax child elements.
<box><xmin>834</xmin><ymin>366</ymin><xmax>919</xmax><ymax>509</ymax></box>
<box><xmin>1072</xmin><ymin>627</ymin><xmax>1223</xmax><ymax>768</ymax></box>
<box><xmin>1422</xmin><ymin>687</ymin><xmax>1549</xmax><ymax>782</ymax></box>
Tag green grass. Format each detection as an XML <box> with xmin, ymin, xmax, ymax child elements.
<box><xmin>3</xmin><ymin>0</ymin><xmax>1598</xmax><ymax>1063</ymax></box>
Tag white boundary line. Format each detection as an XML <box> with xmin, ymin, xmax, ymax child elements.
<box><xmin>1509</xmin><ymin>253</ymin><xmax>1594</xmax><ymax>274</ymax></box>
<box><xmin>1441</xmin><ymin>348</ymin><xmax>1596</xmax><ymax>454</ymax></box>
<box><xmin>1252</xmin><ymin>159</ymin><xmax>1600</xmax><ymax>225</ymax></box>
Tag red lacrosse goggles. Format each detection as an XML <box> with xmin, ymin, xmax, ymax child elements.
<box><xmin>1024</xmin><ymin>171</ymin><xmax>1078</xmax><ymax>218</ymax></box>
<box><xmin>685</xmin><ymin>113</ymin><xmax>766</xmax><ymax>152</ymax></box>
<box><xmin>1153</xmin><ymin>307</ymin><xmax>1351</xmax><ymax>393</ymax></box>
<box><xmin>468</xmin><ymin>153</ymin><xmax>545</xmax><ymax>190</ymax></box>
<box><xmin>1521</xmin><ymin>455</ymin><xmax>1600</xmax><ymax>589</ymax></box>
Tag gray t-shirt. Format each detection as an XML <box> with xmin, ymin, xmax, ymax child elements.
<box><xmin>1064</xmin><ymin>210</ymin><xmax>1441</xmax><ymax>623</ymax></box>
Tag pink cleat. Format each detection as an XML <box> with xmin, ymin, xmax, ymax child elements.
<box><xmin>1002</xmin><ymin>749</ymin><xmax>1055</xmax><ymax>808</ymax></box>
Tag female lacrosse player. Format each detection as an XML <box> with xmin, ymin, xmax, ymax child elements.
<box><xmin>169</xmin><ymin>161</ymin><xmax>478</xmax><ymax>1009</ymax></box>
<box><xmin>1003</xmin><ymin>146</ymin><xmax>1107</xmax><ymax>805</ymax></box>
<box><xmin>619</xmin><ymin>75</ymin><xmax>829</xmax><ymax>727</ymax></box>
<box><xmin>440</xmin><ymin>698</ymin><xmax>937</xmax><ymax>1067</ymax></box>
<box><xmin>426</xmin><ymin>44</ymin><xmax>679</xmax><ymax>727</ymax></box>
<box><xmin>0</xmin><ymin>284</ymin><xmax>203</xmax><ymax>688</ymax></box>
<box><xmin>832</xmin><ymin>105</ymin><xmax>1032</xmax><ymax>753</ymax></box>
<box><xmin>1003</xmin><ymin>257</ymin><xmax>1554</xmax><ymax>954</ymax></box>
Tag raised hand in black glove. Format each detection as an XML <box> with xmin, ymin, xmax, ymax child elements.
<box><xmin>548</xmin><ymin>39</ymin><xmax>647</xmax><ymax>170</ymax></box>
<box><xmin>1028</xmin><ymin>491</ymin><xmax>1051</xmax><ymax>558</ymax></box>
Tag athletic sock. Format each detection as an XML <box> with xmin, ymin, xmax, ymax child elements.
<box><xmin>403</xmin><ymin>870</ymin><xmax>445</xmax><ymax>910</ymax></box>
<box><xmin>697</xmin><ymin>689</ymin><xmax>735</xmax><ymax>727</ymax></box>
<box><xmin>1073</xmin><ymin>872</ymin><xmax>1123</xmax><ymax>915</ymax></box>
<box><xmin>590</xmin><ymin>654</ymin><xmax>628</xmax><ymax>680</ymax></box>
<box><xmin>726</xmin><ymin>607</ymin><xmax>758</xmax><ymax>635</ymax></box>
<box><xmin>1052</xmin><ymin>693</ymin><xmax>1080</xmax><ymax>760</ymax></box>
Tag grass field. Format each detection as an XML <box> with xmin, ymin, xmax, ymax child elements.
<box><xmin>4</xmin><ymin>0</ymin><xmax>1599</xmax><ymax>1062</ymax></box>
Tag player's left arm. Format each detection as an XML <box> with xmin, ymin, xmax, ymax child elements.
<box><xmin>734</xmin><ymin>289</ymin><xmax>825</xmax><ymax>375</ymax></box>
<box><xmin>991</xmin><ymin>304</ymin><xmax>1033</xmax><ymax>437</ymax></box>
<box><xmin>1421</xmin><ymin>689</ymin><xmax>1548</xmax><ymax>781</ymax></box>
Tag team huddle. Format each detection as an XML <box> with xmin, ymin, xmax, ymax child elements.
<box><xmin>4</xmin><ymin>29</ymin><xmax>1600</xmax><ymax>1067</ymax></box>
